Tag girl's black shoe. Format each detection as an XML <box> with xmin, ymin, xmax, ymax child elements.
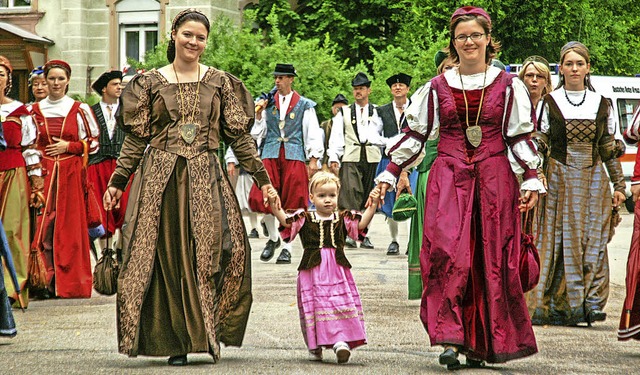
<box><xmin>168</xmin><ymin>355</ymin><xmax>187</xmax><ymax>366</ymax></box>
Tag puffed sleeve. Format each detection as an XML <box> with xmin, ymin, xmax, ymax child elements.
<box><xmin>280</xmin><ymin>209</ymin><xmax>306</xmax><ymax>243</ymax></box>
<box><xmin>375</xmin><ymin>82</ymin><xmax>439</xmax><ymax>190</ymax></box>
<box><xmin>108</xmin><ymin>73</ymin><xmax>152</xmax><ymax>190</ymax></box>
<box><xmin>343</xmin><ymin>210</ymin><xmax>368</xmax><ymax>241</ymax></box>
<box><xmin>78</xmin><ymin>102</ymin><xmax>100</xmax><ymax>154</ymax></box>
<box><xmin>219</xmin><ymin>72</ymin><xmax>270</xmax><ymax>188</ymax></box>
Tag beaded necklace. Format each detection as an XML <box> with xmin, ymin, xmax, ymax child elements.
<box><xmin>563</xmin><ymin>87</ymin><xmax>587</xmax><ymax>107</ymax></box>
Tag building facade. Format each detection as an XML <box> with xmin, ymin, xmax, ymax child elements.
<box><xmin>0</xmin><ymin>0</ymin><xmax>248</xmax><ymax>102</ymax></box>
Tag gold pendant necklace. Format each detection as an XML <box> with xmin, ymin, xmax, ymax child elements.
<box><xmin>173</xmin><ymin>64</ymin><xmax>201</xmax><ymax>144</ymax></box>
<box><xmin>460</xmin><ymin>68</ymin><xmax>487</xmax><ymax>148</ymax></box>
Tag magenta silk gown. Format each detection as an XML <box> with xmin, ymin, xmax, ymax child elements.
<box><xmin>281</xmin><ymin>210</ymin><xmax>367</xmax><ymax>350</ymax></box>
<box><xmin>380</xmin><ymin>69</ymin><xmax>539</xmax><ymax>363</ymax></box>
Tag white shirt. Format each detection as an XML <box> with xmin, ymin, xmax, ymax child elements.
<box><xmin>253</xmin><ymin>91</ymin><xmax>324</xmax><ymax>160</ymax></box>
<box><xmin>327</xmin><ymin>102</ymin><xmax>384</xmax><ymax>163</ymax></box>
<box><xmin>375</xmin><ymin>66</ymin><xmax>544</xmax><ymax>192</ymax></box>
<box><xmin>99</xmin><ymin>100</ymin><xmax>119</xmax><ymax>139</ymax></box>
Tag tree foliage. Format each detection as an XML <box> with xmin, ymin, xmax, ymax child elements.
<box><xmin>132</xmin><ymin>1</ymin><xmax>640</xmax><ymax>121</ymax></box>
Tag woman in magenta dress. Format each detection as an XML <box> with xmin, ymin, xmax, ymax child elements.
<box><xmin>30</xmin><ymin>59</ymin><xmax>100</xmax><ymax>298</ymax></box>
<box><xmin>374</xmin><ymin>6</ymin><xmax>544</xmax><ymax>370</ymax></box>
<box><xmin>269</xmin><ymin>171</ymin><xmax>380</xmax><ymax>364</ymax></box>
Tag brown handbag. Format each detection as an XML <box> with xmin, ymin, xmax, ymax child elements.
<box><xmin>92</xmin><ymin>215</ymin><xmax>119</xmax><ymax>295</ymax></box>
<box><xmin>27</xmin><ymin>247</ymin><xmax>47</xmax><ymax>290</ymax></box>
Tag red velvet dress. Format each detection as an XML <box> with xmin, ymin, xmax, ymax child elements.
<box><xmin>31</xmin><ymin>101</ymin><xmax>92</xmax><ymax>298</ymax></box>
<box><xmin>419</xmin><ymin>73</ymin><xmax>537</xmax><ymax>363</ymax></box>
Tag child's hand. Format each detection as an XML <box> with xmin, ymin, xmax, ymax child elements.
<box><xmin>369</xmin><ymin>186</ymin><xmax>381</xmax><ymax>204</ymax></box>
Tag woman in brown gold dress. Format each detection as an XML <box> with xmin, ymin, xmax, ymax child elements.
<box><xmin>103</xmin><ymin>9</ymin><xmax>276</xmax><ymax>366</ymax></box>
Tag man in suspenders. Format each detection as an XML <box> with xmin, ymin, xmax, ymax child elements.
<box><xmin>375</xmin><ymin>73</ymin><xmax>414</xmax><ymax>255</ymax></box>
<box><xmin>327</xmin><ymin>72</ymin><xmax>383</xmax><ymax>249</ymax></box>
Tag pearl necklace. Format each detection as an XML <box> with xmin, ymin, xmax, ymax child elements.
<box><xmin>564</xmin><ymin>87</ymin><xmax>586</xmax><ymax>107</ymax></box>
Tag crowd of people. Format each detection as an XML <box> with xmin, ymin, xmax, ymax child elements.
<box><xmin>2</xmin><ymin>4</ymin><xmax>640</xmax><ymax>371</ymax></box>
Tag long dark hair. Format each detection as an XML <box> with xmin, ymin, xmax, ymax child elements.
<box><xmin>167</xmin><ymin>9</ymin><xmax>211</xmax><ymax>63</ymax></box>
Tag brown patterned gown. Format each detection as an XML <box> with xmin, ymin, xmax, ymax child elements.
<box><xmin>108</xmin><ymin>67</ymin><xmax>270</xmax><ymax>360</ymax></box>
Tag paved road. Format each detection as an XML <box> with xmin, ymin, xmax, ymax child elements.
<box><xmin>2</xmin><ymin>212</ymin><xmax>640</xmax><ymax>374</ymax></box>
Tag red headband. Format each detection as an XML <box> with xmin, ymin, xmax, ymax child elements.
<box><xmin>451</xmin><ymin>6</ymin><xmax>491</xmax><ymax>27</ymax></box>
<box><xmin>44</xmin><ymin>59</ymin><xmax>72</xmax><ymax>76</ymax></box>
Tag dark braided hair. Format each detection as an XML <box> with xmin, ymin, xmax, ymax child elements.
<box><xmin>167</xmin><ymin>9</ymin><xmax>211</xmax><ymax>63</ymax></box>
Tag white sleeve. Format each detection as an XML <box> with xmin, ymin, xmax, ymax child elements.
<box><xmin>21</xmin><ymin>114</ymin><xmax>42</xmax><ymax>177</ymax></box>
<box><xmin>327</xmin><ymin>111</ymin><xmax>345</xmax><ymax>164</ymax></box>
<box><xmin>78</xmin><ymin>103</ymin><xmax>100</xmax><ymax>154</ymax></box>
<box><xmin>302</xmin><ymin>107</ymin><xmax>324</xmax><ymax>159</ymax></box>
<box><xmin>224</xmin><ymin>147</ymin><xmax>238</xmax><ymax>165</ymax></box>
<box><xmin>366</xmin><ymin>108</ymin><xmax>388</xmax><ymax>147</ymax></box>
<box><xmin>251</xmin><ymin>116</ymin><xmax>267</xmax><ymax>148</ymax></box>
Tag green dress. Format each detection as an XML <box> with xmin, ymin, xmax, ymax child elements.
<box><xmin>407</xmin><ymin>138</ymin><xmax>439</xmax><ymax>300</ymax></box>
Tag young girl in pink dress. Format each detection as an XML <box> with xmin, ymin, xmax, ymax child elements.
<box><xmin>269</xmin><ymin>171</ymin><xmax>380</xmax><ymax>363</ymax></box>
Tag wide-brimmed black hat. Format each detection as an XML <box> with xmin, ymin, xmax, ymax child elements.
<box><xmin>272</xmin><ymin>63</ymin><xmax>298</xmax><ymax>77</ymax></box>
<box><xmin>351</xmin><ymin>72</ymin><xmax>371</xmax><ymax>87</ymax></box>
<box><xmin>386</xmin><ymin>73</ymin><xmax>412</xmax><ymax>87</ymax></box>
<box><xmin>92</xmin><ymin>70</ymin><xmax>123</xmax><ymax>95</ymax></box>
<box><xmin>332</xmin><ymin>93</ymin><xmax>348</xmax><ymax>106</ymax></box>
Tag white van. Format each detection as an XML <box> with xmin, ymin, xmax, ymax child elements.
<box><xmin>510</xmin><ymin>64</ymin><xmax>640</xmax><ymax>211</ymax></box>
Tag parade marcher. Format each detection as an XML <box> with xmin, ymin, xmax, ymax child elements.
<box><xmin>406</xmin><ymin>53</ymin><xmax>450</xmax><ymax>299</ymax></box>
<box><xmin>268</xmin><ymin>172</ymin><xmax>378</xmax><ymax>363</ymax></box>
<box><xmin>0</xmin><ymin>56</ymin><xmax>40</xmax><ymax>307</ymax></box>
<box><xmin>88</xmin><ymin>70</ymin><xmax>128</xmax><ymax>251</ymax></box>
<box><xmin>226</xmin><ymin>147</ymin><xmax>260</xmax><ymax>238</ymax></box>
<box><xmin>103</xmin><ymin>9</ymin><xmax>277</xmax><ymax>365</ymax></box>
<box><xmin>373</xmin><ymin>6</ymin><xmax>543</xmax><ymax>368</ymax></box>
<box><xmin>30</xmin><ymin>59</ymin><xmax>99</xmax><ymax>299</ymax></box>
<box><xmin>248</xmin><ymin>63</ymin><xmax>324</xmax><ymax>264</ymax></box>
<box><xmin>327</xmin><ymin>72</ymin><xmax>383</xmax><ymax>249</ymax></box>
<box><xmin>618</xmin><ymin>105</ymin><xmax>640</xmax><ymax>341</ymax></box>
<box><xmin>28</xmin><ymin>66</ymin><xmax>49</xmax><ymax>103</ymax></box>
<box><xmin>518</xmin><ymin>55</ymin><xmax>553</xmax><ymax>122</ymax></box>
<box><xmin>319</xmin><ymin>94</ymin><xmax>348</xmax><ymax>170</ymax></box>
<box><xmin>375</xmin><ymin>73</ymin><xmax>417</xmax><ymax>255</ymax></box>
<box><xmin>529</xmin><ymin>41</ymin><xmax>626</xmax><ymax>326</ymax></box>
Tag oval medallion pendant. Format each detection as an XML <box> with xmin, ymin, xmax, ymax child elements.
<box><xmin>180</xmin><ymin>123</ymin><xmax>199</xmax><ymax>144</ymax></box>
<box><xmin>466</xmin><ymin>125</ymin><xmax>482</xmax><ymax>148</ymax></box>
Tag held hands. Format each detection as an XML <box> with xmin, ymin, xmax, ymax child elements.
<box><xmin>262</xmin><ymin>184</ymin><xmax>281</xmax><ymax>210</ymax></box>
<box><xmin>613</xmin><ymin>190</ymin><xmax>626</xmax><ymax>207</ymax></box>
<box><xmin>329</xmin><ymin>161</ymin><xmax>340</xmax><ymax>177</ymax></box>
<box><xmin>518</xmin><ymin>190</ymin><xmax>539</xmax><ymax>212</ymax></box>
<box><xmin>366</xmin><ymin>182</ymin><xmax>390</xmax><ymax>208</ymax></box>
<box><xmin>307</xmin><ymin>157</ymin><xmax>319</xmax><ymax>178</ymax></box>
<box><xmin>45</xmin><ymin>137</ymin><xmax>70</xmax><ymax>156</ymax></box>
<box><xmin>103</xmin><ymin>186</ymin><xmax>123</xmax><ymax>211</ymax></box>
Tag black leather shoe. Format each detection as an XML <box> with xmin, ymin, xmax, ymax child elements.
<box><xmin>248</xmin><ymin>228</ymin><xmax>259</xmax><ymax>239</ymax></box>
<box><xmin>387</xmin><ymin>241</ymin><xmax>400</xmax><ymax>255</ymax></box>
<box><xmin>260</xmin><ymin>239</ymin><xmax>280</xmax><ymax>262</ymax></box>
<box><xmin>588</xmin><ymin>309</ymin><xmax>607</xmax><ymax>323</ymax></box>
<box><xmin>261</xmin><ymin>220</ymin><xmax>269</xmax><ymax>237</ymax></box>
<box><xmin>360</xmin><ymin>237</ymin><xmax>374</xmax><ymax>249</ymax></box>
<box><xmin>466</xmin><ymin>358</ymin><xmax>485</xmax><ymax>368</ymax></box>
<box><xmin>439</xmin><ymin>348</ymin><xmax>459</xmax><ymax>366</ymax></box>
<box><xmin>345</xmin><ymin>237</ymin><xmax>357</xmax><ymax>248</ymax></box>
<box><xmin>276</xmin><ymin>248</ymin><xmax>291</xmax><ymax>264</ymax></box>
<box><xmin>168</xmin><ymin>355</ymin><xmax>187</xmax><ymax>366</ymax></box>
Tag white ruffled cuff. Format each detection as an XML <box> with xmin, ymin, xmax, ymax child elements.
<box><xmin>374</xmin><ymin>170</ymin><xmax>397</xmax><ymax>192</ymax></box>
<box><xmin>521</xmin><ymin>177</ymin><xmax>546</xmax><ymax>194</ymax></box>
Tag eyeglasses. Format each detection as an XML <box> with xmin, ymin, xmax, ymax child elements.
<box><xmin>454</xmin><ymin>33</ymin><xmax>485</xmax><ymax>43</ymax></box>
<box><xmin>524</xmin><ymin>73</ymin><xmax>547</xmax><ymax>81</ymax></box>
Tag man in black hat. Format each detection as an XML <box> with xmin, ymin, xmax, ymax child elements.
<box><xmin>319</xmin><ymin>94</ymin><xmax>349</xmax><ymax>170</ymax></box>
<box><xmin>375</xmin><ymin>73</ymin><xmax>414</xmax><ymax>255</ymax></box>
<box><xmin>248</xmin><ymin>63</ymin><xmax>324</xmax><ymax>264</ymax></box>
<box><xmin>88</xmin><ymin>69</ymin><xmax>126</xmax><ymax>253</ymax></box>
<box><xmin>327</xmin><ymin>72</ymin><xmax>383</xmax><ymax>249</ymax></box>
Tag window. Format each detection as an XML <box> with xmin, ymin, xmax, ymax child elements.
<box><xmin>0</xmin><ymin>0</ymin><xmax>30</xmax><ymax>8</ymax></box>
<box><xmin>617</xmin><ymin>99</ymin><xmax>640</xmax><ymax>134</ymax></box>
<box><xmin>120</xmin><ymin>24</ymin><xmax>158</xmax><ymax>65</ymax></box>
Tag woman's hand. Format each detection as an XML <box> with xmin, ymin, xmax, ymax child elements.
<box><xmin>632</xmin><ymin>185</ymin><xmax>640</xmax><ymax>203</ymax></box>
<box><xmin>396</xmin><ymin>171</ymin><xmax>411</xmax><ymax>199</ymax></box>
<box><xmin>104</xmin><ymin>186</ymin><xmax>123</xmax><ymax>211</ymax></box>
<box><xmin>329</xmin><ymin>161</ymin><xmax>340</xmax><ymax>177</ymax></box>
<box><xmin>519</xmin><ymin>190</ymin><xmax>539</xmax><ymax>212</ymax></box>
<box><xmin>45</xmin><ymin>137</ymin><xmax>70</xmax><ymax>156</ymax></box>
<box><xmin>261</xmin><ymin>184</ymin><xmax>280</xmax><ymax>210</ymax></box>
<box><xmin>227</xmin><ymin>163</ymin><xmax>236</xmax><ymax>179</ymax></box>
<box><xmin>613</xmin><ymin>190</ymin><xmax>626</xmax><ymax>207</ymax></box>
<box><xmin>367</xmin><ymin>182</ymin><xmax>391</xmax><ymax>208</ymax></box>
<box><xmin>307</xmin><ymin>157</ymin><xmax>319</xmax><ymax>178</ymax></box>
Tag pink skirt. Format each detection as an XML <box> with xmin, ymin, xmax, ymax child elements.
<box><xmin>297</xmin><ymin>247</ymin><xmax>367</xmax><ymax>350</ymax></box>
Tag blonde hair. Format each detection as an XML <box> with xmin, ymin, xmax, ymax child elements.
<box><xmin>518</xmin><ymin>60</ymin><xmax>553</xmax><ymax>97</ymax></box>
<box><xmin>309</xmin><ymin>171</ymin><xmax>341</xmax><ymax>194</ymax></box>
